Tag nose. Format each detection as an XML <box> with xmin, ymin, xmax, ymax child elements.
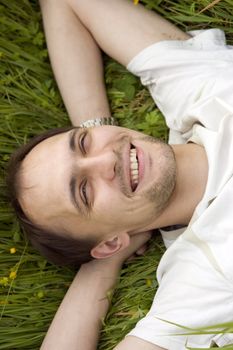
<box><xmin>78</xmin><ymin>151</ymin><xmax>116</xmax><ymax>181</ymax></box>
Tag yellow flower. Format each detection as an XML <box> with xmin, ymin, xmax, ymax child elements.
<box><xmin>37</xmin><ymin>291</ymin><xmax>44</xmax><ymax>299</ymax></box>
<box><xmin>9</xmin><ymin>271</ymin><xmax>17</xmax><ymax>280</ymax></box>
<box><xmin>10</xmin><ymin>247</ymin><xmax>16</xmax><ymax>254</ymax></box>
<box><xmin>133</xmin><ymin>0</ymin><xmax>139</xmax><ymax>4</ymax></box>
<box><xmin>146</xmin><ymin>278</ymin><xmax>152</xmax><ymax>287</ymax></box>
<box><xmin>0</xmin><ymin>277</ymin><xmax>9</xmax><ymax>286</ymax></box>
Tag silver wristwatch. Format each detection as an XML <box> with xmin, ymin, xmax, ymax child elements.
<box><xmin>80</xmin><ymin>117</ymin><xmax>117</xmax><ymax>128</ymax></box>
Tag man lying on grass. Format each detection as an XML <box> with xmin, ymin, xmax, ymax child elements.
<box><xmin>6</xmin><ymin>0</ymin><xmax>233</xmax><ymax>349</ymax></box>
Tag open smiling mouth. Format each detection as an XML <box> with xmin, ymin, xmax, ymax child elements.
<box><xmin>130</xmin><ymin>145</ymin><xmax>139</xmax><ymax>192</ymax></box>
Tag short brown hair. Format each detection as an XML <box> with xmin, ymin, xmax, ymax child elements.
<box><xmin>6</xmin><ymin>127</ymin><xmax>97</xmax><ymax>268</ymax></box>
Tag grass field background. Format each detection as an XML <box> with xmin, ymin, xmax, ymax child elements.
<box><xmin>1</xmin><ymin>1</ymin><xmax>233</xmax><ymax>349</ymax></box>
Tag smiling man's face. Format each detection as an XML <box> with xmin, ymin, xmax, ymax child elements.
<box><xmin>19</xmin><ymin>126</ymin><xmax>176</xmax><ymax>241</ymax></box>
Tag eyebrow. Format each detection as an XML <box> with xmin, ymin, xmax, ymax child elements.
<box><xmin>69</xmin><ymin>128</ymin><xmax>80</xmax><ymax>152</ymax></box>
<box><xmin>69</xmin><ymin>175</ymin><xmax>85</xmax><ymax>217</ymax></box>
<box><xmin>68</xmin><ymin>128</ymin><xmax>89</xmax><ymax>217</ymax></box>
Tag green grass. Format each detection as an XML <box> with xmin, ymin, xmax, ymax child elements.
<box><xmin>1</xmin><ymin>0</ymin><xmax>233</xmax><ymax>349</ymax></box>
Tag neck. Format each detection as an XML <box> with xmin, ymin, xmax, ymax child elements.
<box><xmin>147</xmin><ymin>143</ymin><xmax>208</xmax><ymax>230</ymax></box>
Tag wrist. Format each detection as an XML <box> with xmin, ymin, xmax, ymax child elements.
<box><xmin>79</xmin><ymin>117</ymin><xmax>117</xmax><ymax>128</ymax></box>
<box><xmin>80</xmin><ymin>257</ymin><xmax>123</xmax><ymax>277</ymax></box>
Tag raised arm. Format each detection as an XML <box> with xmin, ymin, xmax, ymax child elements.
<box><xmin>39</xmin><ymin>0</ymin><xmax>188</xmax><ymax>126</ymax></box>
<box><xmin>40</xmin><ymin>259</ymin><xmax>119</xmax><ymax>350</ymax></box>
<box><xmin>40</xmin><ymin>233</ymin><xmax>164</xmax><ymax>350</ymax></box>
<box><xmin>39</xmin><ymin>0</ymin><xmax>111</xmax><ymax>126</ymax></box>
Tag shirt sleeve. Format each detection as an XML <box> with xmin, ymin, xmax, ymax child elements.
<box><xmin>127</xmin><ymin>29</ymin><xmax>233</xmax><ymax>136</ymax></box>
<box><xmin>127</xmin><ymin>231</ymin><xmax>233</xmax><ymax>349</ymax></box>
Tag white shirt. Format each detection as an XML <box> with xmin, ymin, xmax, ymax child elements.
<box><xmin>126</xmin><ymin>29</ymin><xmax>233</xmax><ymax>349</ymax></box>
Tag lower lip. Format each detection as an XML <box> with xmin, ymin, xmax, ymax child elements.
<box><xmin>136</xmin><ymin>146</ymin><xmax>144</xmax><ymax>188</ymax></box>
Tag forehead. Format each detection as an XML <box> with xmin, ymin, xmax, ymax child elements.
<box><xmin>20</xmin><ymin>130</ymin><xmax>74</xmax><ymax>225</ymax></box>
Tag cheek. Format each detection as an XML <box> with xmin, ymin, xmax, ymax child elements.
<box><xmin>93</xmin><ymin>127</ymin><xmax>126</xmax><ymax>148</ymax></box>
<box><xmin>95</xmin><ymin>192</ymin><xmax>122</xmax><ymax>216</ymax></box>
<box><xmin>95</xmin><ymin>186</ymin><xmax>151</xmax><ymax>214</ymax></box>
<box><xmin>125</xmin><ymin>195</ymin><xmax>152</xmax><ymax>215</ymax></box>
<box><xmin>93</xmin><ymin>187</ymin><xmax>129</xmax><ymax>223</ymax></box>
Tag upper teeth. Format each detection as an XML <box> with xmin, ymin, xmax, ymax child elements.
<box><xmin>130</xmin><ymin>148</ymin><xmax>139</xmax><ymax>187</ymax></box>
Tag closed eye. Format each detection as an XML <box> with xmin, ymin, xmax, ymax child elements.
<box><xmin>79</xmin><ymin>131</ymin><xmax>88</xmax><ymax>155</ymax></box>
<box><xmin>69</xmin><ymin>128</ymin><xmax>88</xmax><ymax>154</ymax></box>
<box><xmin>80</xmin><ymin>179</ymin><xmax>88</xmax><ymax>206</ymax></box>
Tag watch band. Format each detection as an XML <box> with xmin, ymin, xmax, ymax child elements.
<box><xmin>80</xmin><ymin>117</ymin><xmax>117</xmax><ymax>128</ymax></box>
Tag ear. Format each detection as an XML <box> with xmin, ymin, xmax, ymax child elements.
<box><xmin>91</xmin><ymin>232</ymin><xmax>130</xmax><ymax>259</ymax></box>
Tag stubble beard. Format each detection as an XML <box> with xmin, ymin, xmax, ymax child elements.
<box><xmin>141</xmin><ymin>135</ymin><xmax>176</xmax><ymax>215</ymax></box>
<box><xmin>115</xmin><ymin>134</ymin><xmax>176</xmax><ymax>216</ymax></box>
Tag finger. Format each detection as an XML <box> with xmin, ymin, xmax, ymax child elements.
<box><xmin>126</xmin><ymin>254</ymin><xmax>136</xmax><ymax>262</ymax></box>
<box><xmin>136</xmin><ymin>244</ymin><xmax>147</xmax><ymax>256</ymax></box>
<box><xmin>133</xmin><ymin>231</ymin><xmax>152</xmax><ymax>246</ymax></box>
